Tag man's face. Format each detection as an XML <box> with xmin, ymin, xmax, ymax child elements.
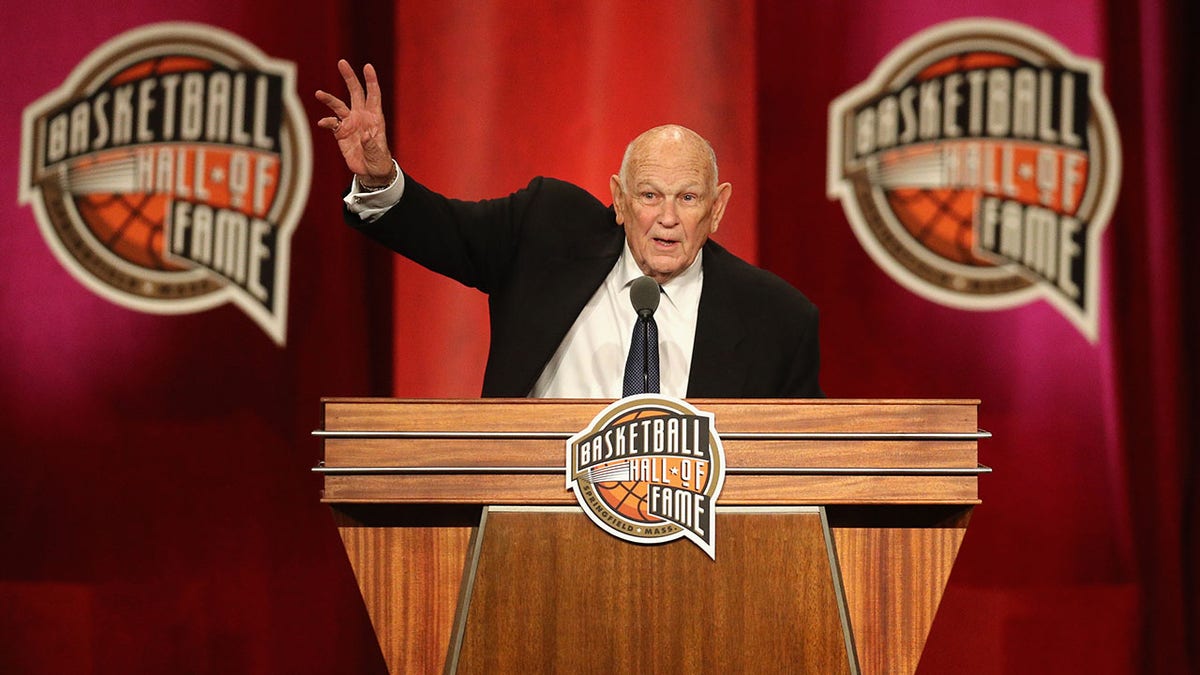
<box><xmin>610</xmin><ymin>135</ymin><xmax>731</xmax><ymax>285</ymax></box>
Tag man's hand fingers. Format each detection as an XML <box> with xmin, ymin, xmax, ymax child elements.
<box><xmin>363</xmin><ymin>63</ymin><xmax>383</xmax><ymax>112</ymax></box>
<box><xmin>338</xmin><ymin>59</ymin><xmax>366</xmax><ymax>109</ymax></box>
<box><xmin>320</xmin><ymin>59</ymin><xmax>391</xmax><ymax>176</ymax></box>
<box><xmin>314</xmin><ymin>90</ymin><xmax>351</xmax><ymax>120</ymax></box>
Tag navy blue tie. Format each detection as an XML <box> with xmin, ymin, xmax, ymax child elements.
<box><xmin>623</xmin><ymin>314</ymin><xmax>660</xmax><ymax>396</ymax></box>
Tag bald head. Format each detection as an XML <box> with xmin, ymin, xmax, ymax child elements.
<box><xmin>609</xmin><ymin>124</ymin><xmax>732</xmax><ymax>284</ymax></box>
<box><xmin>618</xmin><ymin>125</ymin><xmax>720</xmax><ymax>193</ymax></box>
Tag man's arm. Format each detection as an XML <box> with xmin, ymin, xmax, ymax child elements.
<box><xmin>316</xmin><ymin>59</ymin><xmax>534</xmax><ymax>293</ymax></box>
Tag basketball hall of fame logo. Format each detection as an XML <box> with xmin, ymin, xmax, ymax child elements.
<box><xmin>567</xmin><ymin>395</ymin><xmax>726</xmax><ymax>559</ymax></box>
<box><xmin>19</xmin><ymin>23</ymin><xmax>312</xmax><ymax>346</ymax></box>
<box><xmin>828</xmin><ymin>19</ymin><xmax>1121</xmax><ymax>342</ymax></box>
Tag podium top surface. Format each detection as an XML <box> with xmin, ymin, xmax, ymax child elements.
<box><xmin>318</xmin><ymin>398</ymin><xmax>982</xmax><ymax>435</ymax></box>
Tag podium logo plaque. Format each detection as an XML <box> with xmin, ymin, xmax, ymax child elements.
<box><xmin>566</xmin><ymin>395</ymin><xmax>726</xmax><ymax>559</ymax></box>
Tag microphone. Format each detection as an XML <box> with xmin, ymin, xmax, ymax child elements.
<box><xmin>629</xmin><ymin>275</ymin><xmax>660</xmax><ymax>318</ymax></box>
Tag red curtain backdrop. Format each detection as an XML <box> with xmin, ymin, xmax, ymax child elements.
<box><xmin>2</xmin><ymin>2</ymin><xmax>1194</xmax><ymax>675</ymax></box>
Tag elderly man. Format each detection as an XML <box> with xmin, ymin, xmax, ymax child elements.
<box><xmin>316</xmin><ymin>60</ymin><xmax>822</xmax><ymax>399</ymax></box>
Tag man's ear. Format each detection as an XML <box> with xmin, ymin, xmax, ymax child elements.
<box><xmin>709</xmin><ymin>182</ymin><xmax>732</xmax><ymax>234</ymax></box>
<box><xmin>609</xmin><ymin>175</ymin><xmax>626</xmax><ymax>225</ymax></box>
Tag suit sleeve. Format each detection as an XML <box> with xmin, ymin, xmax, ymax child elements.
<box><xmin>344</xmin><ymin>174</ymin><xmax>548</xmax><ymax>294</ymax></box>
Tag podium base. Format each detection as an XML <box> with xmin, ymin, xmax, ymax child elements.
<box><xmin>449</xmin><ymin>506</ymin><xmax>857</xmax><ymax>674</ymax></box>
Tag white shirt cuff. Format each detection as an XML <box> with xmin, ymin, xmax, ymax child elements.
<box><xmin>343</xmin><ymin>159</ymin><xmax>404</xmax><ymax>223</ymax></box>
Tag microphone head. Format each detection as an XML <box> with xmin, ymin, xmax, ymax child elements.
<box><xmin>630</xmin><ymin>275</ymin><xmax>661</xmax><ymax>317</ymax></box>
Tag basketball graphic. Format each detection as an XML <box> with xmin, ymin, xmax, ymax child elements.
<box><xmin>879</xmin><ymin>51</ymin><xmax>1023</xmax><ymax>267</ymax></box>
<box><xmin>594</xmin><ymin>480</ymin><xmax>654</xmax><ymax>522</ymax></box>
<box><xmin>593</xmin><ymin>408</ymin><xmax>677</xmax><ymax>522</ymax></box>
<box><xmin>19</xmin><ymin>23</ymin><xmax>310</xmax><ymax>345</ymax></box>
<box><xmin>566</xmin><ymin>395</ymin><xmax>725</xmax><ymax>559</ymax></box>
<box><xmin>71</xmin><ymin>151</ymin><xmax>180</xmax><ymax>270</ymax></box>
<box><xmin>828</xmin><ymin>19</ymin><xmax>1121</xmax><ymax>342</ymax></box>
<box><xmin>69</xmin><ymin>56</ymin><xmax>217</xmax><ymax>272</ymax></box>
<box><xmin>886</xmin><ymin>187</ymin><xmax>987</xmax><ymax>265</ymax></box>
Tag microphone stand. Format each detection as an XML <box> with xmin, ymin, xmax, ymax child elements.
<box><xmin>639</xmin><ymin>311</ymin><xmax>652</xmax><ymax>394</ymax></box>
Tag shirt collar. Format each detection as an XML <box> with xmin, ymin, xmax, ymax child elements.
<box><xmin>614</xmin><ymin>241</ymin><xmax>704</xmax><ymax>310</ymax></box>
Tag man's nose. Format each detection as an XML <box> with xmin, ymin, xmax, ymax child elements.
<box><xmin>657</xmin><ymin>198</ymin><xmax>680</xmax><ymax>226</ymax></box>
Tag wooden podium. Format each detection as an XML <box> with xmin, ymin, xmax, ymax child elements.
<box><xmin>315</xmin><ymin>398</ymin><xmax>987</xmax><ymax>674</ymax></box>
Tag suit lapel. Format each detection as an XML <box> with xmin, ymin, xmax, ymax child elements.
<box><xmin>687</xmin><ymin>242</ymin><xmax>749</xmax><ymax>397</ymax></box>
<box><xmin>540</xmin><ymin>229</ymin><xmax>624</xmax><ymax>335</ymax></box>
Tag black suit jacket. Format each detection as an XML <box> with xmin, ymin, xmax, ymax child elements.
<box><xmin>349</xmin><ymin>174</ymin><xmax>822</xmax><ymax>398</ymax></box>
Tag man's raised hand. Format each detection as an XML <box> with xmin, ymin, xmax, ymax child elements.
<box><xmin>315</xmin><ymin>60</ymin><xmax>396</xmax><ymax>187</ymax></box>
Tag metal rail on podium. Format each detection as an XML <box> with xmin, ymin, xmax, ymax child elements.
<box><xmin>314</xmin><ymin>398</ymin><xmax>988</xmax><ymax>674</ymax></box>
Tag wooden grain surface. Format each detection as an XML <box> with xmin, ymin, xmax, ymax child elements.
<box><xmin>455</xmin><ymin>507</ymin><xmax>854</xmax><ymax>674</ymax></box>
<box><xmin>318</xmin><ymin>399</ymin><xmax>984</xmax><ymax>506</ymax></box>
<box><xmin>832</xmin><ymin>514</ymin><xmax>970</xmax><ymax>674</ymax></box>
<box><xmin>321</xmin><ymin>473</ymin><xmax>979</xmax><ymax>505</ymax></box>
<box><xmin>333</xmin><ymin>508</ymin><xmax>474</xmax><ymax>675</ymax></box>
<box><xmin>322</xmin><ymin>438</ymin><xmax>980</xmax><ymax>469</ymax></box>
<box><xmin>321</xmin><ymin>398</ymin><xmax>979</xmax><ymax>433</ymax></box>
